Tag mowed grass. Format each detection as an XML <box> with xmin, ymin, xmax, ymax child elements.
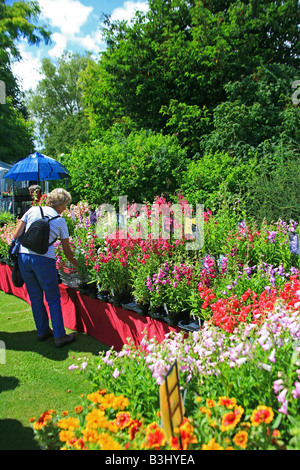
<box><xmin>0</xmin><ymin>290</ymin><xmax>108</xmax><ymax>450</ymax></box>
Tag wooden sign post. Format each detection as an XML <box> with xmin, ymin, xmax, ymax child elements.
<box><xmin>159</xmin><ymin>360</ymin><xmax>184</xmax><ymax>444</ymax></box>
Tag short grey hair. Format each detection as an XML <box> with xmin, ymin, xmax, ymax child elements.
<box><xmin>46</xmin><ymin>188</ymin><xmax>72</xmax><ymax>208</ymax></box>
<box><xmin>29</xmin><ymin>185</ymin><xmax>41</xmax><ymax>192</ymax></box>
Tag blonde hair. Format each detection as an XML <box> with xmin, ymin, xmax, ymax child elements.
<box><xmin>46</xmin><ymin>188</ymin><xmax>72</xmax><ymax>208</ymax></box>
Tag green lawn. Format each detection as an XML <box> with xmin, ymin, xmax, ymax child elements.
<box><xmin>0</xmin><ymin>290</ymin><xmax>108</xmax><ymax>450</ymax></box>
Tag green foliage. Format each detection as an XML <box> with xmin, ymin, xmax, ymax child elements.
<box><xmin>0</xmin><ymin>210</ymin><xmax>14</xmax><ymax>226</ymax></box>
<box><xmin>180</xmin><ymin>152</ymin><xmax>256</xmax><ymax>209</ymax></box>
<box><xmin>203</xmin><ymin>64</ymin><xmax>300</xmax><ymax>161</ymax></box>
<box><xmin>0</xmin><ymin>96</ymin><xmax>34</xmax><ymax>162</ymax></box>
<box><xmin>246</xmin><ymin>157</ymin><xmax>300</xmax><ymax>224</ymax></box>
<box><xmin>27</xmin><ymin>52</ymin><xmax>91</xmax><ymax>157</ymax></box>
<box><xmin>63</xmin><ymin>125</ymin><xmax>187</xmax><ymax>206</ymax></box>
<box><xmin>81</xmin><ymin>0</ymin><xmax>299</xmax><ymax>140</ymax></box>
<box><xmin>0</xmin><ymin>0</ymin><xmax>51</xmax><ymax>163</ymax></box>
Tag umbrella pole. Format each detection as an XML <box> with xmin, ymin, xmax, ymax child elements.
<box><xmin>12</xmin><ymin>180</ymin><xmax>15</xmax><ymax>217</ymax></box>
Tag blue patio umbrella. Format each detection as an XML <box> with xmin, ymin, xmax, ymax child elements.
<box><xmin>4</xmin><ymin>152</ymin><xmax>69</xmax><ymax>182</ymax></box>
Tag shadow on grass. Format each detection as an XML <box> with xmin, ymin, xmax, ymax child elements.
<box><xmin>0</xmin><ymin>329</ymin><xmax>108</xmax><ymax>361</ymax></box>
<box><xmin>0</xmin><ymin>419</ymin><xmax>40</xmax><ymax>450</ymax></box>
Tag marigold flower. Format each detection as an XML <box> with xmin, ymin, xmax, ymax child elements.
<box><xmin>97</xmin><ymin>432</ymin><xmax>122</xmax><ymax>450</ymax></box>
<box><xmin>32</xmin><ymin>410</ymin><xmax>54</xmax><ymax>430</ymax></box>
<box><xmin>170</xmin><ymin>435</ymin><xmax>181</xmax><ymax>450</ymax></box>
<box><xmin>179</xmin><ymin>418</ymin><xmax>197</xmax><ymax>450</ymax></box>
<box><xmin>129</xmin><ymin>419</ymin><xmax>143</xmax><ymax>440</ymax></box>
<box><xmin>143</xmin><ymin>425</ymin><xmax>166</xmax><ymax>450</ymax></box>
<box><xmin>220</xmin><ymin>406</ymin><xmax>244</xmax><ymax>431</ymax></box>
<box><xmin>206</xmin><ymin>399</ymin><xmax>215</xmax><ymax>408</ymax></box>
<box><xmin>250</xmin><ymin>406</ymin><xmax>274</xmax><ymax>426</ymax></box>
<box><xmin>58</xmin><ymin>417</ymin><xmax>80</xmax><ymax>431</ymax></box>
<box><xmin>75</xmin><ymin>406</ymin><xmax>83</xmax><ymax>414</ymax></box>
<box><xmin>202</xmin><ymin>438</ymin><xmax>224</xmax><ymax>450</ymax></box>
<box><xmin>59</xmin><ymin>430</ymin><xmax>76</xmax><ymax>443</ymax></box>
<box><xmin>233</xmin><ymin>430</ymin><xmax>248</xmax><ymax>449</ymax></box>
<box><xmin>199</xmin><ymin>406</ymin><xmax>211</xmax><ymax>417</ymax></box>
<box><xmin>218</xmin><ymin>396</ymin><xmax>237</xmax><ymax>409</ymax></box>
<box><xmin>85</xmin><ymin>408</ymin><xmax>106</xmax><ymax>429</ymax></box>
<box><xmin>115</xmin><ymin>412</ymin><xmax>132</xmax><ymax>429</ymax></box>
<box><xmin>81</xmin><ymin>427</ymin><xmax>100</xmax><ymax>444</ymax></box>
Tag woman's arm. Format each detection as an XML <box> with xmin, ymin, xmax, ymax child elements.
<box><xmin>12</xmin><ymin>220</ymin><xmax>26</xmax><ymax>240</ymax></box>
<box><xmin>60</xmin><ymin>238</ymin><xmax>78</xmax><ymax>267</ymax></box>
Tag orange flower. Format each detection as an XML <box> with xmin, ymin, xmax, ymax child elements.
<box><xmin>199</xmin><ymin>406</ymin><xmax>212</xmax><ymax>417</ymax></box>
<box><xmin>250</xmin><ymin>406</ymin><xmax>274</xmax><ymax>426</ymax></box>
<box><xmin>179</xmin><ymin>418</ymin><xmax>197</xmax><ymax>450</ymax></box>
<box><xmin>220</xmin><ymin>406</ymin><xmax>244</xmax><ymax>432</ymax></box>
<box><xmin>32</xmin><ymin>410</ymin><xmax>54</xmax><ymax>430</ymax></box>
<box><xmin>170</xmin><ymin>435</ymin><xmax>181</xmax><ymax>450</ymax></box>
<box><xmin>233</xmin><ymin>430</ymin><xmax>248</xmax><ymax>449</ymax></box>
<box><xmin>115</xmin><ymin>412</ymin><xmax>132</xmax><ymax>429</ymax></box>
<box><xmin>206</xmin><ymin>399</ymin><xmax>215</xmax><ymax>408</ymax></box>
<box><xmin>75</xmin><ymin>406</ymin><xmax>83</xmax><ymax>414</ymax></box>
<box><xmin>58</xmin><ymin>417</ymin><xmax>80</xmax><ymax>431</ymax></box>
<box><xmin>143</xmin><ymin>424</ymin><xmax>166</xmax><ymax>450</ymax></box>
<box><xmin>202</xmin><ymin>438</ymin><xmax>224</xmax><ymax>450</ymax></box>
<box><xmin>59</xmin><ymin>430</ymin><xmax>76</xmax><ymax>443</ymax></box>
<box><xmin>218</xmin><ymin>396</ymin><xmax>237</xmax><ymax>409</ymax></box>
<box><xmin>129</xmin><ymin>419</ymin><xmax>142</xmax><ymax>440</ymax></box>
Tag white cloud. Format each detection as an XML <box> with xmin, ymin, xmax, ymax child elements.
<box><xmin>11</xmin><ymin>44</ymin><xmax>44</xmax><ymax>93</ymax></box>
<box><xmin>111</xmin><ymin>1</ymin><xmax>149</xmax><ymax>22</ymax></box>
<box><xmin>71</xmin><ymin>29</ymin><xmax>105</xmax><ymax>56</ymax></box>
<box><xmin>38</xmin><ymin>0</ymin><xmax>93</xmax><ymax>37</ymax></box>
<box><xmin>48</xmin><ymin>32</ymin><xmax>67</xmax><ymax>58</ymax></box>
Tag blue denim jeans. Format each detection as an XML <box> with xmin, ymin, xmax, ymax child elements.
<box><xmin>18</xmin><ymin>253</ymin><xmax>65</xmax><ymax>339</ymax></box>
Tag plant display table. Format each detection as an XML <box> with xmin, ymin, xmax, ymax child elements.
<box><xmin>0</xmin><ymin>263</ymin><xmax>180</xmax><ymax>350</ymax></box>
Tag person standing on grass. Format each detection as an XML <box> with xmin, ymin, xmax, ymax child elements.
<box><xmin>12</xmin><ymin>188</ymin><xmax>78</xmax><ymax>348</ymax></box>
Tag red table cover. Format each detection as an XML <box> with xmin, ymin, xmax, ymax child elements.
<box><xmin>0</xmin><ymin>263</ymin><xmax>180</xmax><ymax>350</ymax></box>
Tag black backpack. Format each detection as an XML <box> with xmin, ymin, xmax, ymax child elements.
<box><xmin>21</xmin><ymin>206</ymin><xmax>60</xmax><ymax>255</ymax></box>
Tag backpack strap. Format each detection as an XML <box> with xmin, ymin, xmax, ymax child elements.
<box><xmin>39</xmin><ymin>205</ymin><xmax>61</xmax><ymax>246</ymax></box>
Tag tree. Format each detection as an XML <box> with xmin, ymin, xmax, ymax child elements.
<box><xmin>81</xmin><ymin>0</ymin><xmax>299</xmax><ymax>141</ymax></box>
<box><xmin>0</xmin><ymin>0</ymin><xmax>50</xmax><ymax>163</ymax></box>
<box><xmin>28</xmin><ymin>52</ymin><xmax>92</xmax><ymax>156</ymax></box>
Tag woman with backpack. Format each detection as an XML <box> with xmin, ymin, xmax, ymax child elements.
<box><xmin>11</xmin><ymin>188</ymin><xmax>78</xmax><ymax>348</ymax></box>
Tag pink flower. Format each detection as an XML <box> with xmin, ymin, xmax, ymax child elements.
<box><xmin>278</xmin><ymin>401</ymin><xmax>288</xmax><ymax>415</ymax></box>
<box><xmin>292</xmin><ymin>381</ymin><xmax>300</xmax><ymax>399</ymax></box>
<box><xmin>277</xmin><ymin>388</ymin><xmax>288</xmax><ymax>404</ymax></box>
<box><xmin>273</xmin><ymin>379</ymin><xmax>284</xmax><ymax>394</ymax></box>
<box><xmin>268</xmin><ymin>349</ymin><xmax>276</xmax><ymax>363</ymax></box>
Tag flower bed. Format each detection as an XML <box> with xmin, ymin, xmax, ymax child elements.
<box><xmin>1</xmin><ymin>194</ymin><xmax>299</xmax><ymax>449</ymax></box>
<box><xmin>30</xmin><ymin>292</ymin><xmax>300</xmax><ymax>450</ymax></box>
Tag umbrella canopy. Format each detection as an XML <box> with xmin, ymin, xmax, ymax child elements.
<box><xmin>4</xmin><ymin>152</ymin><xmax>69</xmax><ymax>182</ymax></box>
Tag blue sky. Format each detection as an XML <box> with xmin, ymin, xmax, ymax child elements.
<box><xmin>9</xmin><ymin>0</ymin><xmax>149</xmax><ymax>92</ymax></box>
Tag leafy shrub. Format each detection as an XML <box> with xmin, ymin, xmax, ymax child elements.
<box><xmin>63</xmin><ymin>125</ymin><xmax>187</xmax><ymax>207</ymax></box>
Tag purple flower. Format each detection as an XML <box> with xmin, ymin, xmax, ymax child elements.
<box><xmin>267</xmin><ymin>231</ymin><xmax>277</xmax><ymax>243</ymax></box>
<box><xmin>292</xmin><ymin>381</ymin><xmax>300</xmax><ymax>399</ymax></box>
